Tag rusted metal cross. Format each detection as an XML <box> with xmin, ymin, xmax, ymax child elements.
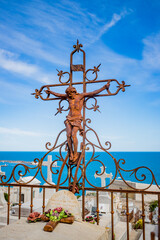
<box><xmin>32</xmin><ymin>40</ymin><xmax>130</xmax><ymax>196</ymax></box>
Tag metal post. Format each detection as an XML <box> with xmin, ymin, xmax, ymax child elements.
<box><xmin>42</xmin><ymin>187</ymin><xmax>45</xmax><ymax>213</ymax></box>
<box><xmin>151</xmin><ymin>232</ymin><xmax>155</xmax><ymax>240</ymax></box>
<box><xmin>158</xmin><ymin>194</ymin><xmax>160</xmax><ymax>240</ymax></box>
<box><xmin>30</xmin><ymin>187</ymin><xmax>33</xmax><ymax>213</ymax></box>
<box><xmin>7</xmin><ymin>186</ymin><xmax>10</xmax><ymax>225</ymax></box>
<box><xmin>111</xmin><ymin>192</ymin><xmax>114</xmax><ymax>240</ymax></box>
<box><xmin>18</xmin><ymin>186</ymin><xmax>21</xmax><ymax>219</ymax></box>
<box><xmin>96</xmin><ymin>190</ymin><xmax>99</xmax><ymax>225</ymax></box>
<box><xmin>126</xmin><ymin>193</ymin><xmax>129</xmax><ymax>240</ymax></box>
<box><xmin>142</xmin><ymin>193</ymin><xmax>145</xmax><ymax>240</ymax></box>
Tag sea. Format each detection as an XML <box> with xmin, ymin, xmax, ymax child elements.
<box><xmin>0</xmin><ymin>151</ymin><xmax>160</xmax><ymax>189</ymax></box>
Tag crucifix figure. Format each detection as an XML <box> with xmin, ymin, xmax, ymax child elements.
<box><xmin>45</xmin><ymin>83</ymin><xmax>110</xmax><ymax>163</ymax></box>
<box><xmin>32</xmin><ymin>40</ymin><xmax>129</xmax><ymax>168</ymax></box>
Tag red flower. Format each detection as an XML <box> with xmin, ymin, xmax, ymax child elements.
<box><xmin>29</xmin><ymin>213</ymin><xmax>35</xmax><ymax>218</ymax></box>
<box><xmin>27</xmin><ymin>212</ymin><xmax>41</xmax><ymax>223</ymax></box>
<box><xmin>54</xmin><ymin>207</ymin><xmax>63</xmax><ymax>213</ymax></box>
<box><xmin>34</xmin><ymin>212</ymin><xmax>40</xmax><ymax>217</ymax></box>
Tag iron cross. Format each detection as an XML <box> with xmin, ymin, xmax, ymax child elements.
<box><xmin>32</xmin><ymin>40</ymin><xmax>130</xmax><ymax>164</ymax></box>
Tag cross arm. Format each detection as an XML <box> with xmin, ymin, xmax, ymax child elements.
<box><xmin>31</xmin><ymin>84</ymin><xmax>67</xmax><ymax>101</ymax></box>
<box><xmin>45</xmin><ymin>89</ymin><xmax>67</xmax><ymax>99</ymax></box>
<box><xmin>82</xmin><ymin>83</ymin><xmax>110</xmax><ymax>98</ymax></box>
<box><xmin>94</xmin><ymin>80</ymin><xmax>130</xmax><ymax>97</ymax></box>
<box><xmin>83</xmin><ymin>79</ymin><xmax>130</xmax><ymax>98</ymax></box>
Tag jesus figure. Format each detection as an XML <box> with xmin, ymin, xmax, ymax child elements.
<box><xmin>45</xmin><ymin>83</ymin><xmax>109</xmax><ymax>164</ymax></box>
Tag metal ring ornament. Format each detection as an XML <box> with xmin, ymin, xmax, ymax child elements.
<box><xmin>59</xmin><ymin>99</ymin><xmax>69</xmax><ymax>112</ymax></box>
<box><xmin>55</xmin><ymin>99</ymin><xmax>69</xmax><ymax>116</ymax></box>
<box><xmin>85</xmin><ymin>68</ymin><xmax>98</xmax><ymax>82</ymax></box>
<box><xmin>84</xmin><ymin>97</ymin><xmax>100</xmax><ymax>112</ymax></box>
<box><xmin>38</xmin><ymin>86</ymin><xmax>51</xmax><ymax>100</ymax></box>
<box><xmin>57</xmin><ymin>70</ymin><xmax>70</xmax><ymax>84</ymax></box>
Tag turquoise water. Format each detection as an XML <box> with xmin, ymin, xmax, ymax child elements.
<box><xmin>0</xmin><ymin>151</ymin><xmax>160</xmax><ymax>188</ymax></box>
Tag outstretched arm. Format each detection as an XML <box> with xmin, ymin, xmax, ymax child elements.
<box><xmin>45</xmin><ymin>89</ymin><xmax>67</xmax><ymax>99</ymax></box>
<box><xmin>82</xmin><ymin>83</ymin><xmax>110</xmax><ymax>98</ymax></box>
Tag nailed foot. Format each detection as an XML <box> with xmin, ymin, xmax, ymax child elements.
<box><xmin>69</xmin><ymin>152</ymin><xmax>81</xmax><ymax>165</ymax></box>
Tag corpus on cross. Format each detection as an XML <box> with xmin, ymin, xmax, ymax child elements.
<box><xmin>45</xmin><ymin>83</ymin><xmax>110</xmax><ymax>164</ymax></box>
<box><xmin>32</xmin><ymin>40</ymin><xmax>130</xmax><ymax>166</ymax></box>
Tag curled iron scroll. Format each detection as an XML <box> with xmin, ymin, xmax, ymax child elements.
<box><xmin>57</xmin><ymin>70</ymin><xmax>70</xmax><ymax>84</ymax></box>
<box><xmin>0</xmin><ymin>159</ymin><xmax>40</xmax><ymax>184</ymax></box>
<box><xmin>84</xmin><ymin>97</ymin><xmax>100</xmax><ymax>112</ymax></box>
<box><xmin>55</xmin><ymin>99</ymin><xmax>69</xmax><ymax>116</ymax></box>
<box><xmin>85</xmin><ymin>64</ymin><xmax>101</xmax><ymax>82</ymax></box>
<box><xmin>117</xmin><ymin>158</ymin><xmax>160</xmax><ymax>191</ymax></box>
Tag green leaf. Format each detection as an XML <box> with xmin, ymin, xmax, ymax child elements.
<box><xmin>59</xmin><ymin>212</ymin><xmax>65</xmax><ymax>218</ymax></box>
<box><xmin>50</xmin><ymin>216</ymin><xmax>54</xmax><ymax>221</ymax></box>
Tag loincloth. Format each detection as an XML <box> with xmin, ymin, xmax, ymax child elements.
<box><xmin>65</xmin><ymin>116</ymin><xmax>83</xmax><ymax>131</ymax></box>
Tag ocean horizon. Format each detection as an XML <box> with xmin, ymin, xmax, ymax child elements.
<box><xmin>0</xmin><ymin>151</ymin><xmax>160</xmax><ymax>188</ymax></box>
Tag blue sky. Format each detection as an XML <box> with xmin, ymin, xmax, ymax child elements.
<box><xmin>0</xmin><ymin>0</ymin><xmax>160</xmax><ymax>151</ymax></box>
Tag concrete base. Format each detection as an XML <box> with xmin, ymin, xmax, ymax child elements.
<box><xmin>0</xmin><ymin>218</ymin><xmax>108</xmax><ymax>240</ymax></box>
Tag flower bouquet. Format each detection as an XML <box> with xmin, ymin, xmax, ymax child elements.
<box><xmin>27</xmin><ymin>207</ymin><xmax>74</xmax><ymax>232</ymax></box>
<box><xmin>43</xmin><ymin>207</ymin><xmax>74</xmax><ymax>232</ymax></box>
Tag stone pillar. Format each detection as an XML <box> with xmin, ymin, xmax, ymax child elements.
<box><xmin>47</xmin><ymin>155</ymin><xmax>52</xmax><ymax>183</ymax></box>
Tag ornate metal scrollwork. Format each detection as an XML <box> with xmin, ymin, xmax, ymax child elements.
<box><xmin>56</xmin><ymin>69</ymin><xmax>70</xmax><ymax>84</ymax></box>
<box><xmin>84</xmin><ymin>97</ymin><xmax>100</xmax><ymax>112</ymax></box>
<box><xmin>55</xmin><ymin>99</ymin><xmax>69</xmax><ymax>116</ymax></box>
<box><xmin>85</xmin><ymin>64</ymin><xmax>101</xmax><ymax>82</ymax></box>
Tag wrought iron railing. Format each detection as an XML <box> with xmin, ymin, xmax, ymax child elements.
<box><xmin>0</xmin><ymin>183</ymin><xmax>159</xmax><ymax>239</ymax></box>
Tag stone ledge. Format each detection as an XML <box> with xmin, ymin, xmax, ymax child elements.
<box><xmin>0</xmin><ymin>218</ymin><xmax>108</xmax><ymax>240</ymax></box>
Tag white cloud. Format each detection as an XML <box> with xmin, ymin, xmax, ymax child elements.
<box><xmin>0</xmin><ymin>49</ymin><xmax>56</xmax><ymax>84</ymax></box>
<box><xmin>86</xmin><ymin>31</ymin><xmax>160</xmax><ymax>93</ymax></box>
<box><xmin>0</xmin><ymin>2</ymin><xmax>132</xmax><ymax>86</ymax></box>
<box><xmin>0</xmin><ymin>24</ymin><xmax>68</xmax><ymax>67</ymax></box>
<box><xmin>142</xmin><ymin>33</ymin><xmax>160</xmax><ymax>70</ymax></box>
<box><xmin>93</xmin><ymin>10</ymin><xmax>131</xmax><ymax>43</ymax></box>
<box><xmin>0</xmin><ymin>49</ymin><xmax>38</xmax><ymax>76</ymax></box>
<box><xmin>0</xmin><ymin>1</ymin><xmax>131</xmax><ymax>57</ymax></box>
<box><xmin>0</xmin><ymin>127</ymin><xmax>41</xmax><ymax>136</ymax></box>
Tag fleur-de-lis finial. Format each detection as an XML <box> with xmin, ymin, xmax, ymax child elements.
<box><xmin>73</xmin><ymin>39</ymin><xmax>83</xmax><ymax>52</ymax></box>
<box><xmin>93</xmin><ymin>63</ymin><xmax>101</xmax><ymax>74</ymax></box>
<box><xmin>56</xmin><ymin>69</ymin><xmax>64</xmax><ymax>77</ymax></box>
<box><xmin>55</xmin><ymin>106</ymin><xmax>64</xmax><ymax>116</ymax></box>
<box><xmin>92</xmin><ymin>103</ymin><xmax>101</xmax><ymax>113</ymax></box>
<box><xmin>118</xmin><ymin>81</ymin><xmax>131</xmax><ymax>92</ymax></box>
<box><xmin>31</xmin><ymin>89</ymin><xmax>42</xmax><ymax>99</ymax></box>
